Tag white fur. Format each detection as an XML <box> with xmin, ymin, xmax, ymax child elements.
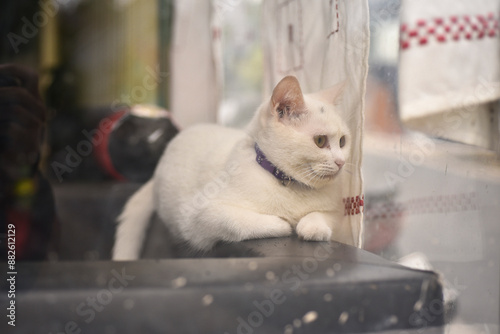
<box><xmin>113</xmin><ymin>180</ymin><xmax>155</xmax><ymax>260</ymax></box>
<box><xmin>112</xmin><ymin>78</ymin><xmax>351</xmax><ymax>260</ymax></box>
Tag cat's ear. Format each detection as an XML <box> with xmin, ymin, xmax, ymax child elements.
<box><xmin>271</xmin><ymin>76</ymin><xmax>307</xmax><ymax>120</ymax></box>
<box><xmin>311</xmin><ymin>80</ymin><xmax>346</xmax><ymax>105</ymax></box>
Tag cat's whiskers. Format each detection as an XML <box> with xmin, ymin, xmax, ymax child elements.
<box><xmin>299</xmin><ymin>167</ymin><xmax>318</xmax><ymax>182</ymax></box>
<box><xmin>317</xmin><ymin>162</ymin><xmax>337</xmax><ymax>174</ymax></box>
<box><xmin>294</xmin><ymin>164</ymin><xmax>319</xmax><ymax>184</ymax></box>
<box><xmin>294</xmin><ymin>162</ymin><xmax>339</xmax><ymax>184</ymax></box>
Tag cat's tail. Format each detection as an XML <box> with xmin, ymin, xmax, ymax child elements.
<box><xmin>112</xmin><ymin>180</ymin><xmax>155</xmax><ymax>260</ymax></box>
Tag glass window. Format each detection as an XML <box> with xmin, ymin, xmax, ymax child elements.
<box><xmin>0</xmin><ymin>0</ymin><xmax>498</xmax><ymax>333</ymax></box>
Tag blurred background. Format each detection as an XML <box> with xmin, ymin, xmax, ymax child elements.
<box><xmin>0</xmin><ymin>0</ymin><xmax>499</xmax><ymax>333</ymax></box>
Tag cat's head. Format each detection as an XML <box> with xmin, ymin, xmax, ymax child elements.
<box><xmin>254</xmin><ymin>76</ymin><xmax>351</xmax><ymax>189</ymax></box>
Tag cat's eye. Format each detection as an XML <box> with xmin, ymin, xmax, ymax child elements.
<box><xmin>314</xmin><ymin>135</ymin><xmax>328</xmax><ymax>148</ymax></box>
<box><xmin>339</xmin><ymin>135</ymin><xmax>346</xmax><ymax>148</ymax></box>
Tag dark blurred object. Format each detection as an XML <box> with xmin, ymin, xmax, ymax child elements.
<box><xmin>0</xmin><ymin>171</ymin><xmax>57</xmax><ymax>260</ymax></box>
<box><xmin>0</xmin><ymin>63</ymin><xmax>58</xmax><ymax>261</ymax></box>
<box><xmin>45</xmin><ymin>63</ymin><xmax>79</xmax><ymax>112</ymax></box>
<box><xmin>45</xmin><ymin>63</ymin><xmax>82</xmax><ymax>156</ymax></box>
<box><xmin>0</xmin><ymin>0</ymin><xmax>40</xmax><ymax>62</ymax></box>
<box><xmin>96</xmin><ymin>105</ymin><xmax>179</xmax><ymax>182</ymax></box>
<box><xmin>0</xmin><ymin>63</ymin><xmax>45</xmax><ymax>191</ymax></box>
<box><xmin>0</xmin><ymin>75</ymin><xmax>21</xmax><ymax>87</ymax></box>
<box><xmin>46</xmin><ymin>105</ymin><xmax>179</xmax><ymax>184</ymax></box>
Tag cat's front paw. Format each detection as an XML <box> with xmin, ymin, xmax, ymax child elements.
<box><xmin>296</xmin><ymin>213</ymin><xmax>332</xmax><ymax>241</ymax></box>
<box><xmin>263</xmin><ymin>216</ymin><xmax>293</xmax><ymax>238</ymax></box>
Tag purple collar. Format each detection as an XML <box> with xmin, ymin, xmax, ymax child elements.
<box><xmin>255</xmin><ymin>144</ymin><xmax>295</xmax><ymax>186</ymax></box>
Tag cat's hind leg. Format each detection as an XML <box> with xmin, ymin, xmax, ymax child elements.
<box><xmin>113</xmin><ymin>180</ymin><xmax>155</xmax><ymax>260</ymax></box>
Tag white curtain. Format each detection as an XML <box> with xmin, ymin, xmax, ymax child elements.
<box><xmin>169</xmin><ymin>0</ymin><xmax>221</xmax><ymax>128</ymax></box>
<box><xmin>262</xmin><ymin>0</ymin><xmax>370</xmax><ymax>247</ymax></box>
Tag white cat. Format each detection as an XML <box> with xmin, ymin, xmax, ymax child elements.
<box><xmin>113</xmin><ymin>76</ymin><xmax>352</xmax><ymax>260</ymax></box>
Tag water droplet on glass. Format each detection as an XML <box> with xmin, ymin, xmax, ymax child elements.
<box><xmin>323</xmin><ymin>293</ymin><xmax>333</xmax><ymax>302</ymax></box>
<box><xmin>388</xmin><ymin>315</ymin><xmax>398</xmax><ymax>325</ymax></box>
<box><xmin>266</xmin><ymin>271</ymin><xmax>276</xmax><ymax>280</ymax></box>
<box><xmin>202</xmin><ymin>294</ymin><xmax>214</xmax><ymax>306</ymax></box>
<box><xmin>84</xmin><ymin>251</ymin><xmax>99</xmax><ymax>261</ymax></box>
<box><xmin>172</xmin><ymin>276</ymin><xmax>187</xmax><ymax>288</ymax></box>
<box><xmin>123</xmin><ymin>298</ymin><xmax>135</xmax><ymax>310</ymax></box>
<box><xmin>302</xmin><ymin>311</ymin><xmax>318</xmax><ymax>324</ymax></box>
<box><xmin>248</xmin><ymin>261</ymin><xmax>258</xmax><ymax>271</ymax></box>
<box><xmin>339</xmin><ymin>311</ymin><xmax>349</xmax><ymax>325</ymax></box>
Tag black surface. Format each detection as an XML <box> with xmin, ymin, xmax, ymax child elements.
<box><xmin>2</xmin><ymin>238</ymin><xmax>444</xmax><ymax>334</ymax></box>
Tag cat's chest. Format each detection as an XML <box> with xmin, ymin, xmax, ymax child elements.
<box><xmin>237</xmin><ymin>176</ymin><xmax>338</xmax><ymax>224</ymax></box>
<box><xmin>273</xmin><ymin>185</ymin><xmax>335</xmax><ymax>223</ymax></box>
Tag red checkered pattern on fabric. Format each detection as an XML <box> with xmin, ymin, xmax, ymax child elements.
<box><xmin>364</xmin><ymin>201</ymin><xmax>405</xmax><ymax>222</ymax></box>
<box><xmin>343</xmin><ymin>194</ymin><xmax>364</xmax><ymax>216</ymax></box>
<box><xmin>364</xmin><ymin>192</ymin><xmax>478</xmax><ymax>222</ymax></box>
<box><xmin>400</xmin><ymin>12</ymin><xmax>500</xmax><ymax>50</ymax></box>
<box><xmin>405</xmin><ymin>192</ymin><xmax>478</xmax><ymax>215</ymax></box>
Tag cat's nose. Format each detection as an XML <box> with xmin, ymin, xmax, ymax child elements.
<box><xmin>335</xmin><ymin>160</ymin><xmax>345</xmax><ymax>169</ymax></box>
